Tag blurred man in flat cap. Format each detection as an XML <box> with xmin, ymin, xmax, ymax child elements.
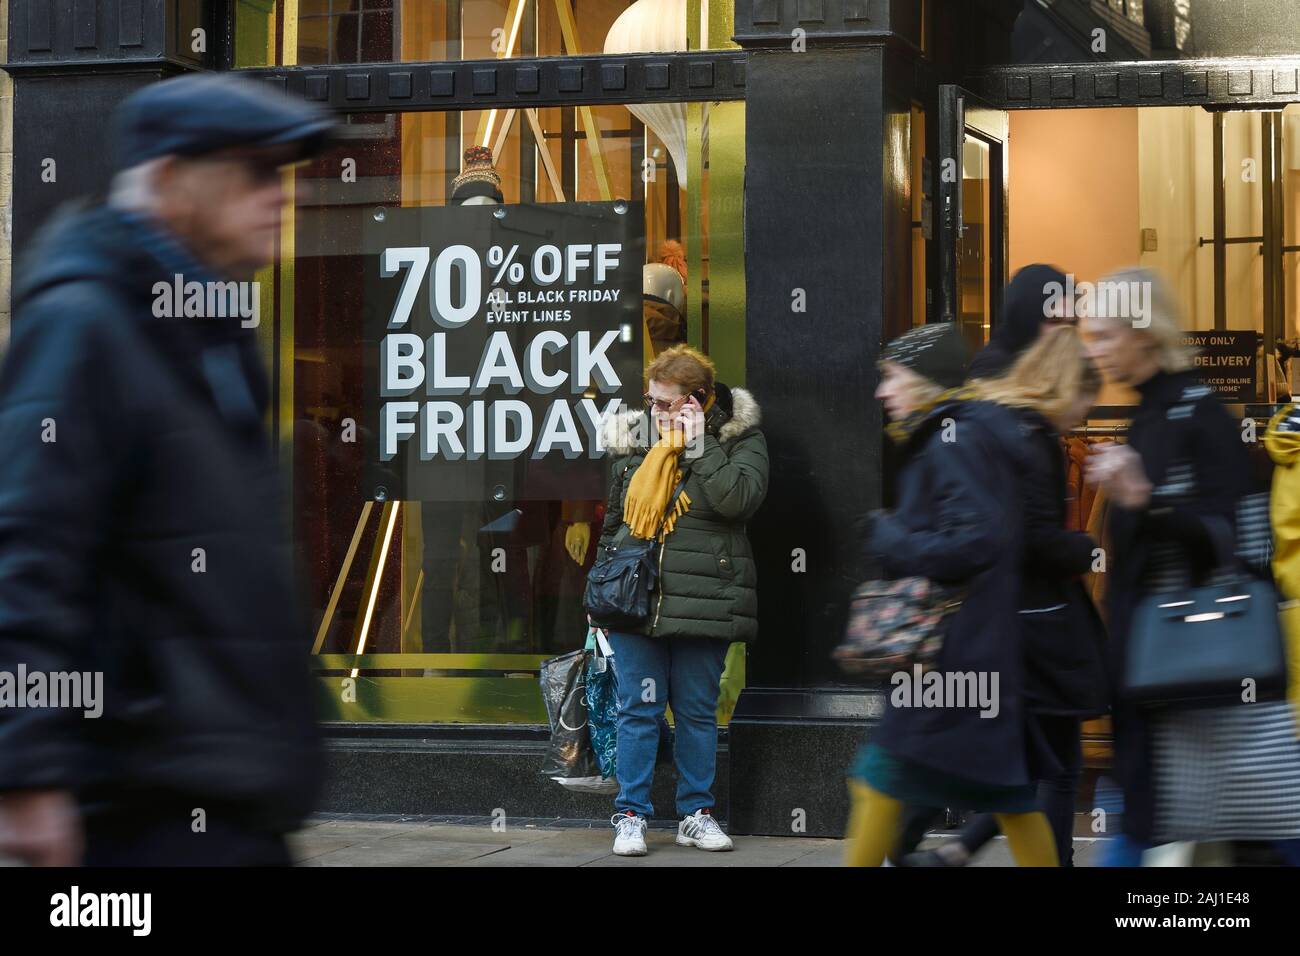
<box><xmin>0</xmin><ymin>73</ymin><xmax>335</xmax><ymax>866</ymax></box>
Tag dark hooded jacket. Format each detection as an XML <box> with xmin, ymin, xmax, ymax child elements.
<box><xmin>597</xmin><ymin>383</ymin><xmax>768</xmax><ymax>642</ymax></box>
<box><xmin>967</xmin><ymin>264</ymin><xmax>1068</xmax><ymax>381</ymax></box>
<box><xmin>0</xmin><ymin>203</ymin><xmax>322</xmax><ymax>832</ymax></box>
<box><xmin>865</xmin><ymin>397</ymin><xmax>1033</xmax><ymax>788</ymax></box>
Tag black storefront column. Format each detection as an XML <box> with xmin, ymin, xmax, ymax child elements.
<box><xmin>4</xmin><ymin>0</ymin><xmax>213</xmax><ymax>252</ymax></box>
<box><xmin>729</xmin><ymin>2</ymin><xmax>925</xmax><ymax>837</ymax></box>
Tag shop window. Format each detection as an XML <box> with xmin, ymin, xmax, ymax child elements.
<box><xmin>1002</xmin><ymin>0</ymin><xmax>1157</xmax><ymax>64</ymax></box>
<box><xmin>294</xmin><ymin>0</ymin><xmax>396</xmax><ymax>65</ymax></box>
<box><xmin>1106</xmin><ymin>0</ymin><xmax>1145</xmax><ymax>25</ymax></box>
<box><xmin>235</xmin><ymin>0</ymin><xmax>737</xmax><ymax>68</ymax></box>
<box><xmin>260</xmin><ymin>102</ymin><xmax>745</xmax><ymax>723</ymax></box>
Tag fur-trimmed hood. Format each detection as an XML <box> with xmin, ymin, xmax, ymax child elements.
<box><xmin>600</xmin><ymin>384</ymin><xmax>762</xmax><ymax>456</ymax></box>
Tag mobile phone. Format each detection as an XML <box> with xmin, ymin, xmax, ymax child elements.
<box><xmin>690</xmin><ymin>387</ymin><xmax>709</xmax><ymax>406</ymax></box>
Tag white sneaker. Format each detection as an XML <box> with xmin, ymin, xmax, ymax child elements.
<box><xmin>611</xmin><ymin>812</ymin><xmax>648</xmax><ymax>856</ymax></box>
<box><xmin>676</xmin><ymin>810</ymin><xmax>734</xmax><ymax>851</ymax></box>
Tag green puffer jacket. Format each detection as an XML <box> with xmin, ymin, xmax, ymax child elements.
<box><xmin>597</xmin><ymin>383</ymin><xmax>769</xmax><ymax>642</ymax></box>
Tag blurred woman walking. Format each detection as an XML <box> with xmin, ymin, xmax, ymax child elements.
<box><xmin>845</xmin><ymin>322</ymin><xmax>1058</xmax><ymax>867</ymax></box>
<box><xmin>904</xmin><ymin>327</ymin><xmax>1109</xmax><ymax>867</ymax></box>
<box><xmin>1085</xmin><ymin>267</ymin><xmax>1300</xmax><ymax>863</ymax></box>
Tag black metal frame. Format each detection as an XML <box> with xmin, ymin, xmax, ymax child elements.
<box><xmin>5</xmin><ymin>0</ymin><xmax>217</xmax><ymax>74</ymax></box>
<box><xmin>970</xmin><ymin>56</ymin><xmax>1300</xmax><ymax>110</ymax></box>
<box><xmin>937</xmin><ymin>84</ymin><xmax>1007</xmax><ymax>331</ymax></box>
<box><xmin>236</xmin><ymin>51</ymin><xmax>748</xmax><ymax>113</ymax></box>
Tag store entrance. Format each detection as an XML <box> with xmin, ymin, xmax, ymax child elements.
<box><xmin>971</xmin><ymin>101</ymin><xmax>1300</xmax><ymax>404</ymax></box>
<box><xmin>950</xmin><ymin>97</ymin><xmax>1300</xmax><ymax>804</ymax></box>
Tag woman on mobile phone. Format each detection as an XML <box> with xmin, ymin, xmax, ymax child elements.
<box><xmin>596</xmin><ymin>344</ymin><xmax>768</xmax><ymax>857</ymax></box>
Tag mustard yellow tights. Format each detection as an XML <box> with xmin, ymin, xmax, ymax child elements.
<box><xmin>843</xmin><ymin>780</ymin><xmax>1059</xmax><ymax>867</ymax></box>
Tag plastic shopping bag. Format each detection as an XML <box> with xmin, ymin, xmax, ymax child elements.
<box><xmin>538</xmin><ymin>644</ymin><xmax>618</xmax><ymax>794</ymax></box>
<box><xmin>586</xmin><ymin>630</ymin><xmax>619</xmax><ymax>779</ymax></box>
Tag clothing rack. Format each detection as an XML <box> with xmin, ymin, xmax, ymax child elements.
<box><xmin>1067</xmin><ymin>402</ymin><xmax>1290</xmax><ymax>439</ymax></box>
<box><xmin>1069</xmin><ymin>422</ymin><xmax>1128</xmax><ymax>439</ymax></box>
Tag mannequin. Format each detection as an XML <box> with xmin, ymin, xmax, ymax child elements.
<box><xmin>643</xmin><ymin>239</ymin><xmax>688</xmax><ymax>361</ymax></box>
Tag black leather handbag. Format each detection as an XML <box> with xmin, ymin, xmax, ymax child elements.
<box><xmin>583</xmin><ymin>474</ymin><xmax>687</xmax><ymax>630</ymax></box>
<box><xmin>1125</xmin><ymin>517</ymin><xmax>1287</xmax><ymax>708</ymax></box>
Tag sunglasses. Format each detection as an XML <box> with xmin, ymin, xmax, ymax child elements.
<box><xmin>643</xmin><ymin>393</ymin><xmax>690</xmax><ymax>412</ymax></box>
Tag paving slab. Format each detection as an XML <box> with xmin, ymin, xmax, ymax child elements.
<box><xmin>455</xmin><ymin>840</ymin><xmax>615</xmax><ymax>867</ymax></box>
<box><xmin>779</xmin><ymin>842</ymin><xmax>851</xmax><ymax>867</ymax></box>
<box><xmin>583</xmin><ymin>833</ymin><xmax>836</xmax><ymax>867</ymax></box>
<box><xmin>299</xmin><ymin>839</ymin><xmax>513</xmax><ymax>867</ymax></box>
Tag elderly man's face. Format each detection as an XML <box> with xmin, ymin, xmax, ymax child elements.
<box><xmin>155</xmin><ymin>145</ymin><xmax>299</xmax><ymax>276</ymax></box>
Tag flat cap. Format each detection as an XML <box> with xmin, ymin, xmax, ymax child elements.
<box><xmin>113</xmin><ymin>73</ymin><xmax>336</xmax><ymax>171</ymax></box>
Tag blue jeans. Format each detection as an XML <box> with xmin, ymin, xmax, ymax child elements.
<box><xmin>607</xmin><ymin>631</ymin><xmax>729</xmax><ymax>819</ymax></box>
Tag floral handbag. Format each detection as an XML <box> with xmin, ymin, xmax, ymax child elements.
<box><xmin>832</xmin><ymin>576</ymin><xmax>965</xmax><ymax>679</ymax></box>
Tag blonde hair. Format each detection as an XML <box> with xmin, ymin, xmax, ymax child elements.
<box><xmin>1089</xmin><ymin>267</ymin><xmax>1196</xmax><ymax>374</ymax></box>
<box><xmin>644</xmin><ymin>343</ymin><xmax>715</xmax><ymax>393</ymax></box>
<box><xmin>977</xmin><ymin>326</ymin><xmax>1102</xmax><ymax>421</ymax></box>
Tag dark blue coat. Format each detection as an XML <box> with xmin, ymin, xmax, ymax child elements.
<box><xmin>0</xmin><ymin>203</ymin><xmax>322</xmax><ymax>832</ymax></box>
<box><xmin>866</xmin><ymin>399</ymin><xmax>1032</xmax><ymax>789</ymax></box>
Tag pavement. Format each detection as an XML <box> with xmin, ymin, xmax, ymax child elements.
<box><xmin>288</xmin><ymin>814</ymin><xmax>1109</xmax><ymax>866</ymax></box>
<box><xmin>0</xmin><ymin>814</ymin><xmax>1109</xmax><ymax>867</ymax></box>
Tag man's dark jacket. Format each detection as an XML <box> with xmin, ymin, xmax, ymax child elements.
<box><xmin>0</xmin><ymin>203</ymin><xmax>321</xmax><ymax>832</ymax></box>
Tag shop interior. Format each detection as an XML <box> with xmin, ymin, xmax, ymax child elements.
<box><xmin>955</xmin><ymin>102</ymin><xmax>1300</xmax><ymax>794</ymax></box>
<box><xmin>970</xmin><ymin>104</ymin><xmax>1300</xmax><ymax>403</ymax></box>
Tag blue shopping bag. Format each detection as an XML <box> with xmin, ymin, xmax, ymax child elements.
<box><xmin>585</xmin><ymin>628</ymin><xmax>619</xmax><ymax>779</ymax></box>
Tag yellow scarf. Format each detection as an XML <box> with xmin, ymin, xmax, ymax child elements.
<box><xmin>622</xmin><ymin>394</ymin><xmax>715</xmax><ymax>541</ymax></box>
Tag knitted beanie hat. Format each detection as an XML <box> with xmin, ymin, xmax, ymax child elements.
<box><xmin>451</xmin><ymin>145</ymin><xmax>504</xmax><ymax>203</ymax></box>
<box><xmin>880</xmin><ymin>322</ymin><xmax>970</xmax><ymax>390</ymax></box>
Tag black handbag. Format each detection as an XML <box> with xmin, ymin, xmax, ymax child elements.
<box><xmin>1124</xmin><ymin>518</ymin><xmax>1288</xmax><ymax>708</ymax></box>
<box><xmin>583</xmin><ymin>472</ymin><xmax>687</xmax><ymax>630</ymax></box>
